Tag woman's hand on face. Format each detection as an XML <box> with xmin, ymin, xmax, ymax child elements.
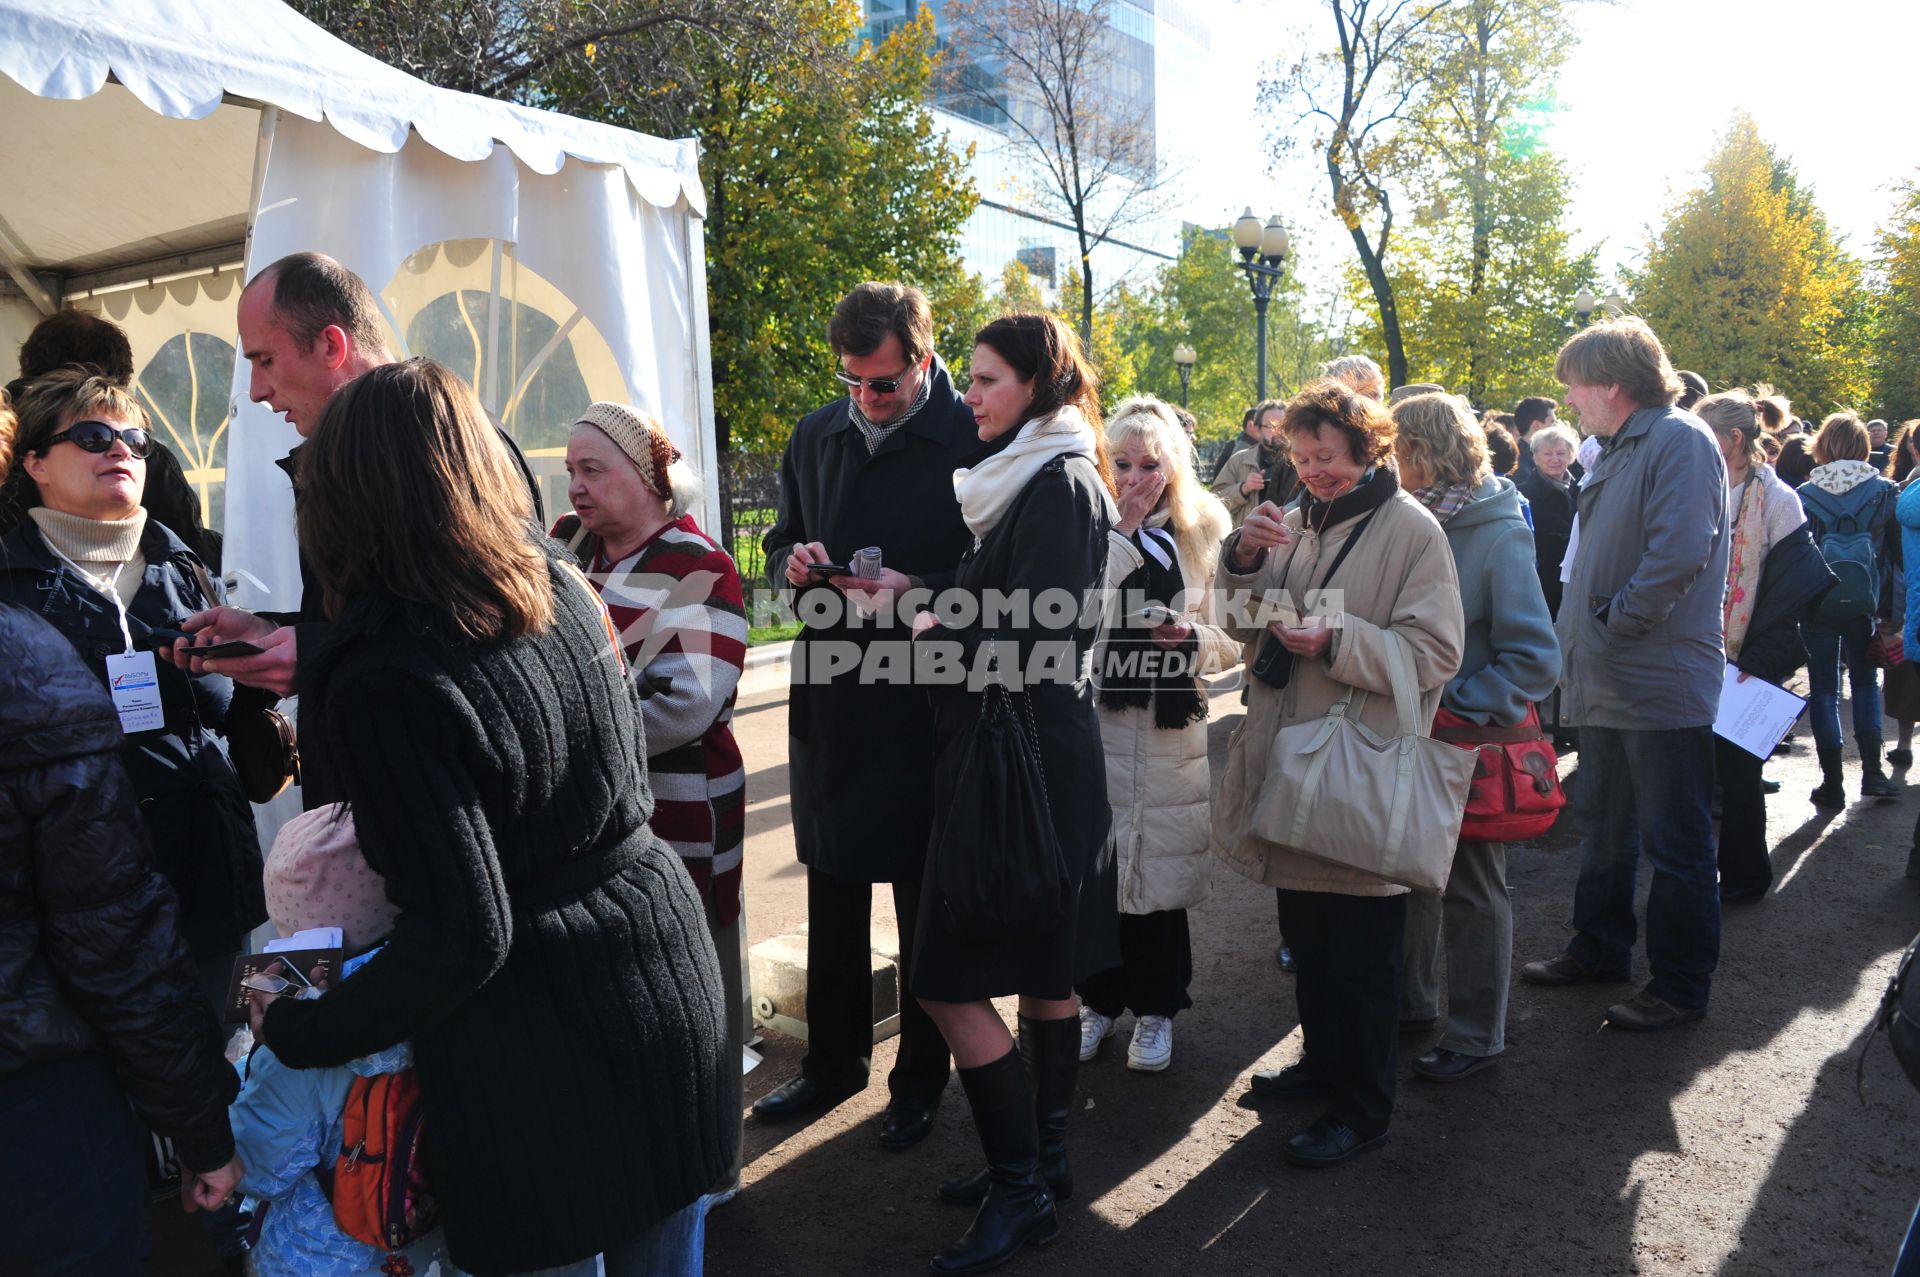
<box><xmin>1268</xmin><ymin>617</ymin><xmax>1332</xmax><ymax>659</ymax></box>
<box><xmin>1149</xmin><ymin>620</ymin><xmax>1192</xmax><ymax>650</ymax></box>
<box><xmin>1114</xmin><ymin>470</ymin><xmax>1165</xmax><ymax>535</ymax></box>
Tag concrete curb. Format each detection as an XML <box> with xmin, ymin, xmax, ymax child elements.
<box><xmin>744</xmin><ymin>639</ymin><xmax>794</xmax><ymax>670</ymax></box>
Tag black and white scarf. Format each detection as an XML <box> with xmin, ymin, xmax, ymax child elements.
<box><xmin>1096</xmin><ymin>521</ymin><xmax>1207</xmax><ymax>729</ymax></box>
<box><xmin>849</xmin><ymin>370</ymin><xmax>934</xmax><ymax>455</ymax></box>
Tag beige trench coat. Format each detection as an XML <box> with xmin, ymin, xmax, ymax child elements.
<box><xmin>1209</xmin><ymin>487</ymin><xmax>1465</xmax><ymax>897</ymax></box>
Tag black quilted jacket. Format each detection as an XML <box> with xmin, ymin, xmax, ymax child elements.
<box><xmin>0</xmin><ymin>603</ymin><xmax>237</xmax><ymax>1172</ymax></box>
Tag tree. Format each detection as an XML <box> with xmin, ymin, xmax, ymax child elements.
<box><xmin>1627</xmin><ymin>114</ymin><xmax>1870</xmax><ymax>415</ymax></box>
<box><xmin>1355</xmin><ymin>146</ymin><xmax>1597</xmax><ymax>407</ymax></box>
<box><xmin>300</xmin><ymin>0</ymin><xmax>982</xmax><ymax>453</ymax></box>
<box><xmin>1396</xmin><ymin>0</ymin><xmax>1586</xmax><ymax>403</ymax></box>
<box><xmin>1114</xmin><ymin>228</ymin><xmax>1334</xmax><ymax>440</ymax></box>
<box><xmin>943</xmin><ymin>0</ymin><xmax>1177</xmax><ymax>352</ymax></box>
<box><xmin>1262</xmin><ymin>0</ymin><xmax>1450</xmax><ymax>389</ymax></box>
<box><xmin>1873</xmin><ymin>178</ymin><xmax>1920</xmax><ymax>422</ymax></box>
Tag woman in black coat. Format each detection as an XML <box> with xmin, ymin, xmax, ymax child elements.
<box><xmin>0</xmin><ymin>401</ymin><xmax>240</xmax><ymax>1275</ymax></box>
<box><xmin>239</xmin><ymin>360</ymin><xmax>734</xmax><ymax>1277</ymax></box>
<box><xmin>910</xmin><ymin>314</ymin><xmax>1116</xmax><ymax>1275</ymax></box>
<box><xmin>0</xmin><ymin>369</ymin><xmax>263</xmax><ymax>1003</ymax></box>
<box><xmin>1516</xmin><ymin>422</ymin><xmax>1580</xmax><ymax>620</ymax></box>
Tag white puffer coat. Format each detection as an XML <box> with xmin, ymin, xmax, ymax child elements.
<box><xmin>1097</xmin><ymin>500</ymin><xmax>1240</xmax><ymax>915</ymax></box>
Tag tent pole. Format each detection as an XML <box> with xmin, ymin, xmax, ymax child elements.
<box><xmin>0</xmin><ymin>212</ymin><xmax>56</xmax><ymax>315</ymax></box>
<box><xmin>243</xmin><ymin>106</ymin><xmax>281</xmax><ymax>276</ymax></box>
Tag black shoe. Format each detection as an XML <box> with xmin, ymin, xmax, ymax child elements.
<box><xmin>1759</xmin><ymin>777</ymin><xmax>1782</xmax><ymax>795</ymax></box>
<box><xmin>1282</xmin><ymin>1116</ymin><xmax>1389</xmax><ymax>1168</ymax></box>
<box><xmin>1248</xmin><ymin>1062</ymin><xmax>1326</xmax><ymax>1099</ymax></box>
<box><xmin>941</xmin><ymin>1015</ymin><xmax>1079</xmax><ymax>1205</ymax></box>
<box><xmin>1862</xmin><ymin>773</ymin><xmax>1901</xmax><ymax>799</ymax></box>
<box><xmin>1518</xmin><ymin>952</ymin><xmax>1629</xmax><ymax>987</ymax></box>
<box><xmin>931</xmin><ymin>1050</ymin><xmax>1058</xmax><ymax>1275</ymax></box>
<box><xmin>1813</xmin><ymin>745</ymin><xmax>1847</xmax><ymax>808</ymax></box>
<box><xmin>1604</xmin><ymin>989</ymin><xmax>1706</xmax><ymax>1031</ymax></box>
<box><xmin>879</xmin><ymin>1098</ymin><xmax>940</xmax><ymax>1149</ymax></box>
<box><xmin>1275</xmin><ymin>944</ymin><xmax>1297</xmax><ymax>973</ymax></box>
<box><xmin>1412</xmin><ymin>1047</ymin><xmax>1499</xmax><ymax>1082</ymax></box>
<box><xmin>1810</xmin><ymin>781</ymin><xmax>1848</xmax><ymax>809</ymax></box>
<box><xmin>1888</xmin><ymin>748</ymin><xmax>1913</xmax><ymax>767</ymax></box>
<box><xmin>1719</xmin><ymin>882</ymin><xmax>1768</xmax><ymax>903</ymax></box>
<box><xmin>751</xmin><ymin>1073</ymin><xmax>863</xmax><ymax>1123</ymax></box>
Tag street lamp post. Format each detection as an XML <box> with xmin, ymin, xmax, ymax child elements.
<box><xmin>1173</xmin><ymin>343</ymin><xmax>1196</xmax><ymax>408</ymax></box>
<box><xmin>1232</xmin><ymin>207</ymin><xmax>1289</xmax><ymax>401</ymax></box>
<box><xmin>1574</xmin><ymin>286</ymin><xmax>1596</xmax><ymax>327</ymax></box>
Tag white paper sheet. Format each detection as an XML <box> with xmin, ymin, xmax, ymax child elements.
<box><xmin>1559</xmin><ymin>514</ymin><xmax>1581</xmax><ymax>584</ymax></box>
<box><xmin>1713</xmin><ymin>665</ymin><xmax>1807</xmax><ymax>760</ymax></box>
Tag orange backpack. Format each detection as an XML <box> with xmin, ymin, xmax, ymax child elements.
<box><xmin>315</xmin><ymin>1069</ymin><xmax>440</xmax><ymax>1252</ymax></box>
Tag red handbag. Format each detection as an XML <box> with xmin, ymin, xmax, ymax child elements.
<box><xmin>1430</xmin><ymin>704</ymin><xmax>1566</xmax><ymax>843</ymax></box>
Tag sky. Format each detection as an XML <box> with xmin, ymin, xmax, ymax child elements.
<box><xmin>1174</xmin><ymin>0</ymin><xmax>1920</xmax><ymax>300</ymax></box>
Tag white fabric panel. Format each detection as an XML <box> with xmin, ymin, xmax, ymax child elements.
<box><xmin>0</xmin><ymin>0</ymin><xmax>704</xmax><ymax>215</ymax></box>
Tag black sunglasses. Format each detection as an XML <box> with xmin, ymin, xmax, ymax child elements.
<box><xmin>48</xmin><ymin>420</ymin><xmax>153</xmax><ymax>459</ymax></box>
<box><xmin>834</xmin><ymin>369</ymin><xmax>910</xmax><ymax>395</ymax></box>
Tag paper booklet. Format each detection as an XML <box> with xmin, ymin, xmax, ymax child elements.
<box><xmin>223</xmin><ymin>928</ymin><xmax>344</xmax><ymax>1024</ymax></box>
<box><xmin>1713</xmin><ymin>664</ymin><xmax>1808</xmax><ymax>761</ymax></box>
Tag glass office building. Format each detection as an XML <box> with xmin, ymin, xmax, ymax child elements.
<box><xmin>860</xmin><ymin>0</ymin><xmax>1213</xmax><ymax>296</ymax></box>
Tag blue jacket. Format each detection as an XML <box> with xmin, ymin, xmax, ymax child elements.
<box><xmin>1440</xmin><ymin>477</ymin><xmax>1563</xmax><ymax>725</ymax></box>
<box><xmin>1898</xmin><ymin>482</ymin><xmax>1920</xmax><ymax>653</ymax></box>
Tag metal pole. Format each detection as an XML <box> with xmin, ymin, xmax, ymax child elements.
<box><xmin>1178</xmin><ymin>364</ymin><xmax>1192</xmax><ymax>408</ymax></box>
<box><xmin>1253</xmin><ymin>291</ymin><xmax>1270</xmax><ymax>402</ymax></box>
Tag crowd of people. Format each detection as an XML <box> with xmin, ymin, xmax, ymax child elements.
<box><xmin>2</xmin><ymin>261</ymin><xmax>1918</xmax><ymax>1277</ymax></box>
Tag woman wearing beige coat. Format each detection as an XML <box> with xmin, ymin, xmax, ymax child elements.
<box><xmin>1075</xmin><ymin>398</ymin><xmax>1240</xmax><ymax>1074</ymax></box>
<box><xmin>1212</xmin><ymin>379</ymin><xmax>1464</xmax><ymax>1168</ymax></box>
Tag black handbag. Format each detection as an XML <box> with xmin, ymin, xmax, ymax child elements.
<box><xmin>1861</xmin><ymin>929</ymin><xmax>1920</xmax><ymax>1097</ymax></box>
<box><xmin>933</xmin><ymin>666</ymin><xmax>1071</xmax><ymax>936</ymax></box>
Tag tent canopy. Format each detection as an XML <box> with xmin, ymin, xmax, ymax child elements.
<box><xmin>0</xmin><ymin>0</ymin><xmax>718</xmax><ymax>572</ymax></box>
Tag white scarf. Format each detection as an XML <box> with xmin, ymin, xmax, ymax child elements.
<box><xmin>952</xmin><ymin>404</ymin><xmax>1116</xmax><ymax>539</ymax></box>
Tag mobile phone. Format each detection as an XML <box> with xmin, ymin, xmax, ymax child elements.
<box><xmin>187</xmin><ymin>638</ymin><xmax>267</xmax><ymax>660</ymax></box>
<box><xmin>134</xmin><ymin>626</ymin><xmax>193</xmax><ymax>651</ymax></box>
<box><xmin>1135</xmin><ymin>605</ymin><xmax>1181</xmax><ymax>626</ymax></box>
<box><xmin>240</xmin><ymin>972</ymin><xmax>299</xmax><ymax>997</ymax></box>
<box><xmin>806</xmin><ymin>562</ymin><xmax>855</xmax><ymax>578</ymax></box>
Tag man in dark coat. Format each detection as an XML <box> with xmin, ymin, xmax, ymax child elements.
<box><xmin>755</xmin><ymin>282</ymin><xmax>985</xmax><ymax>1147</ymax></box>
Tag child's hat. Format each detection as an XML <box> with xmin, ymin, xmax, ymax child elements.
<box><xmin>263</xmin><ymin>803</ymin><xmax>398</xmax><ymax>951</ymax></box>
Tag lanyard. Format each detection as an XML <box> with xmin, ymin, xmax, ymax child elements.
<box><xmin>45</xmin><ymin>542</ymin><xmax>135</xmax><ymax>656</ymax></box>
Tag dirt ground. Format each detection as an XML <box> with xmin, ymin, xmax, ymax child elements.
<box><xmin>709</xmin><ymin>666</ymin><xmax>1920</xmax><ymax>1277</ymax></box>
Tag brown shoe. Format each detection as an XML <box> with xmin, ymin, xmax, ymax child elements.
<box><xmin>1519</xmin><ymin>952</ymin><xmax>1629</xmax><ymax>987</ymax></box>
<box><xmin>1604</xmin><ymin>989</ymin><xmax>1706</xmax><ymax>1031</ymax></box>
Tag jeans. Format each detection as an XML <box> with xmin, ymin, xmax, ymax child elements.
<box><xmin>1402</xmin><ymin>839</ymin><xmax>1513</xmax><ymax>1056</ymax></box>
<box><xmin>1804</xmin><ymin>617</ymin><xmax>1881</xmax><ymax>749</ymax></box>
<box><xmin>510</xmin><ymin>1194</ymin><xmax>710</xmax><ymax>1276</ymax></box>
<box><xmin>1567</xmin><ymin>724</ymin><xmax>1722</xmax><ymax>1010</ymax></box>
<box><xmin>0</xmin><ymin>1053</ymin><xmax>149</xmax><ymax>1275</ymax></box>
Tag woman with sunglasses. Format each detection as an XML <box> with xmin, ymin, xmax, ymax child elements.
<box><xmin>0</xmin><ymin>369</ymin><xmax>265</xmax><ymax>1016</ymax></box>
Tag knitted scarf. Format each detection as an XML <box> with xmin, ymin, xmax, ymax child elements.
<box><xmin>1723</xmin><ymin>472</ymin><xmax>1767</xmax><ymax>660</ymax></box>
<box><xmin>848</xmin><ymin>366</ymin><xmax>934</xmax><ymax>456</ymax></box>
<box><xmin>1410</xmin><ymin>481</ymin><xmax>1476</xmax><ymax>525</ymax></box>
<box><xmin>1298</xmin><ymin>464</ymin><xmax>1399</xmax><ymax>536</ymax></box>
<box><xmin>952</xmin><ymin>403</ymin><xmax>1114</xmax><ymax>540</ymax></box>
<box><xmin>1095</xmin><ymin>516</ymin><xmax>1206</xmax><ymax>728</ymax></box>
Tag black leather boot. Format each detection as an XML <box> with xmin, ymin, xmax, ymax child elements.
<box><xmin>930</xmin><ymin>1048</ymin><xmax>1058</xmax><ymax>1275</ymax></box>
<box><xmin>939</xmin><ymin>1014</ymin><xmax>1077</xmax><ymax>1206</ymax></box>
<box><xmin>1811</xmin><ymin>745</ymin><xmax>1847</xmax><ymax>809</ymax></box>
<box><xmin>1859</xmin><ymin>734</ymin><xmax>1900</xmax><ymax>797</ymax></box>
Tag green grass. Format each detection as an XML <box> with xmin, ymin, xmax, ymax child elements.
<box><xmin>748</xmin><ymin>619</ymin><xmax>803</xmax><ymax>647</ymax></box>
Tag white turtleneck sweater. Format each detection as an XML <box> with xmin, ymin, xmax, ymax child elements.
<box><xmin>28</xmin><ymin>506</ymin><xmax>148</xmax><ymax>607</ymax></box>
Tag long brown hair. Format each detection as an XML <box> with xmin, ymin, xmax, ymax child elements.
<box><xmin>297</xmin><ymin>358</ymin><xmax>553</xmax><ymax>640</ymax></box>
<box><xmin>973</xmin><ymin>312</ymin><xmax>1116</xmax><ymax>495</ymax></box>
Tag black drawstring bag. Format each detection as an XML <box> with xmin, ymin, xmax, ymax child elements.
<box><xmin>933</xmin><ymin>671</ymin><xmax>1070</xmax><ymax>936</ymax></box>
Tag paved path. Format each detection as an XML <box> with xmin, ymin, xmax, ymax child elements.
<box><xmin>716</xmin><ymin>668</ymin><xmax>1920</xmax><ymax>1277</ymax></box>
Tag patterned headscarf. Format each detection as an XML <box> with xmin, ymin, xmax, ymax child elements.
<box><xmin>575</xmin><ymin>402</ymin><xmax>683</xmax><ymax>499</ymax></box>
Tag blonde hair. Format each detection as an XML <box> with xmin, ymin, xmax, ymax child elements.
<box><xmin>1695</xmin><ymin>391</ymin><xmax>1765</xmax><ymax>469</ymax></box>
<box><xmin>1553</xmin><ymin>317</ymin><xmax>1682</xmax><ymax>408</ymax></box>
<box><xmin>1812</xmin><ymin>412</ymin><xmax>1870</xmax><ymax>466</ymax></box>
<box><xmin>1528</xmin><ymin>423</ymin><xmax>1580</xmax><ymax>457</ymax></box>
<box><xmin>7</xmin><ymin>369</ymin><xmax>149</xmax><ymax>513</ymax></box>
<box><xmin>1391</xmin><ymin>393</ymin><xmax>1490</xmax><ymax>489</ymax></box>
<box><xmin>1319</xmin><ymin>354</ymin><xmax>1386</xmax><ymax>400</ymax></box>
<box><xmin>1105</xmin><ymin>395</ymin><xmax>1231</xmax><ymax>581</ymax></box>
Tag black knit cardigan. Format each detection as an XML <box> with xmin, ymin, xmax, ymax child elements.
<box><xmin>260</xmin><ymin>560</ymin><xmax>735</xmax><ymax>1275</ymax></box>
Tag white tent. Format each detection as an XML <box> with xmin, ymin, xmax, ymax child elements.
<box><xmin>0</xmin><ymin>0</ymin><xmax>719</xmax><ymax>611</ymax></box>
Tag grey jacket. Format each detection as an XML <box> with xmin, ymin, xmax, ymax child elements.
<box><xmin>1441</xmin><ymin>477</ymin><xmax>1563</xmax><ymax>725</ymax></box>
<box><xmin>1557</xmin><ymin>406</ymin><xmax>1730</xmax><ymax>730</ymax></box>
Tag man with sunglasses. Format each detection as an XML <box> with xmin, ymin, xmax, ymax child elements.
<box><xmin>171</xmin><ymin>253</ymin><xmax>540</xmax><ymax>702</ymax></box>
<box><xmin>755</xmin><ymin>282</ymin><xmax>987</xmax><ymax>1152</ymax></box>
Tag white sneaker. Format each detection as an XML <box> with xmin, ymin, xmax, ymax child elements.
<box><xmin>1078</xmin><ymin>1006</ymin><xmax>1117</xmax><ymax>1061</ymax></box>
<box><xmin>1127</xmin><ymin>1015</ymin><xmax>1173</xmax><ymax>1072</ymax></box>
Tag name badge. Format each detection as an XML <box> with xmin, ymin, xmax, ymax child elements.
<box><xmin>105</xmin><ymin>651</ymin><xmax>166</xmax><ymax>734</ymax></box>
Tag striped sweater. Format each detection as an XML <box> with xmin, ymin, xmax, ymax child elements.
<box><xmin>555</xmin><ymin>513</ymin><xmax>748</xmax><ymax>927</ymax></box>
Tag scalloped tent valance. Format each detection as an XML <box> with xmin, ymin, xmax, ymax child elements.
<box><xmin>0</xmin><ymin>0</ymin><xmax>704</xmax><ymax>221</ymax></box>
